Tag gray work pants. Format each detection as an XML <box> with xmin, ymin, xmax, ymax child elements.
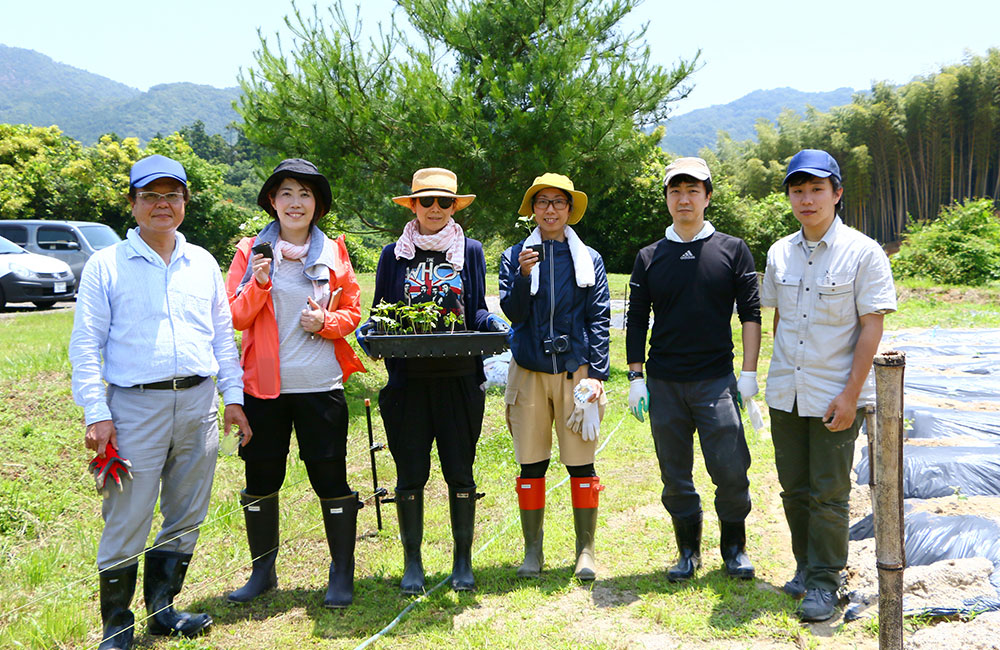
<box><xmin>647</xmin><ymin>373</ymin><xmax>752</xmax><ymax>522</ymax></box>
<box><xmin>96</xmin><ymin>379</ymin><xmax>219</xmax><ymax>570</ymax></box>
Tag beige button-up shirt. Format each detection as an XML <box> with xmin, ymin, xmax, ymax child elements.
<box><xmin>761</xmin><ymin>217</ymin><xmax>896</xmax><ymax>417</ymax></box>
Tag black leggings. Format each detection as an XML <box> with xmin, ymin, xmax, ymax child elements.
<box><xmin>245</xmin><ymin>459</ymin><xmax>351</xmax><ymax>499</ymax></box>
<box><xmin>520</xmin><ymin>459</ymin><xmax>596</xmax><ymax>479</ymax></box>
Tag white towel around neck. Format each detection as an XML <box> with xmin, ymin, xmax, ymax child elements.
<box><xmin>524</xmin><ymin>225</ymin><xmax>595</xmax><ymax>295</ymax></box>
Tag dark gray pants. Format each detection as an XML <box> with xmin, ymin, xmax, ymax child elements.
<box><xmin>647</xmin><ymin>373</ymin><xmax>751</xmax><ymax>522</ymax></box>
<box><xmin>770</xmin><ymin>403</ymin><xmax>863</xmax><ymax>592</ymax></box>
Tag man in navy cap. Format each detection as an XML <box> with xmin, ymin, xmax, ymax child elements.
<box><xmin>70</xmin><ymin>154</ymin><xmax>251</xmax><ymax>648</ymax></box>
<box><xmin>761</xmin><ymin>149</ymin><xmax>895</xmax><ymax>621</ymax></box>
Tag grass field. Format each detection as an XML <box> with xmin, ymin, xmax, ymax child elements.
<box><xmin>1</xmin><ymin>276</ymin><xmax>998</xmax><ymax>649</ymax></box>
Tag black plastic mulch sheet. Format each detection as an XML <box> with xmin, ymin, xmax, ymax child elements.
<box><xmin>850</xmin><ymin>506</ymin><xmax>1000</xmax><ymax>615</ymax></box>
<box><xmin>905</xmin><ymin>405</ymin><xmax>1000</xmax><ymax>441</ymax></box>
<box><xmin>855</xmin><ymin>445</ymin><xmax>1000</xmax><ymax>499</ymax></box>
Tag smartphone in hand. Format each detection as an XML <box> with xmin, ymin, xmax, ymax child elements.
<box><xmin>527</xmin><ymin>243</ymin><xmax>545</xmax><ymax>261</ymax></box>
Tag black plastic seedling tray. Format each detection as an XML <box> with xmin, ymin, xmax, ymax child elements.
<box><xmin>368</xmin><ymin>331</ymin><xmax>509</xmax><ymax>358</ymax></box>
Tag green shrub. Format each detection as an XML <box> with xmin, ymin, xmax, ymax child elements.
<box><xmin>892</xmin><ymin>198</ymin><xmax>1000</xmax><ymax>285</ymax></box>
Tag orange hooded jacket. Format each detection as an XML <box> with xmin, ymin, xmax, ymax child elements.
<box><xmin>226</xmin><ymin>235</ymin><xmax>365</xmax><ymax>399</ymax></box>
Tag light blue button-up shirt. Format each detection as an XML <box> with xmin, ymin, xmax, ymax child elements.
<box><xmin>70</xmin><ymin>228</ymin><xmax>244</xmax><ymax>424</ymax></box>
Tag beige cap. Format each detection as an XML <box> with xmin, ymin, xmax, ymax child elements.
<box><xmin>662</xmin><ymin>157</ymin><xmax>712</xmax><ymax>188</ymax></box>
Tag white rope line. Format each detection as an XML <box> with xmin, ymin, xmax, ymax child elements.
<box><xmin>3</xmin><ymin>436</ymin><xmax>385</xmax><ymax>623</ymax></box>
<box><xmin>353</xmin><ymin>409</ymin><xmax>629</xmax><ymax>650</ymax></box>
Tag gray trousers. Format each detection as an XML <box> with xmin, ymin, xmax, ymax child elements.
<box><xmin>647</xmin><ymin>373</ymin><xmax>752</xmax><ymax>522</ymax></box>
<box><xmin>97</xmin><ymin>379</ymin><xmax>219</xmax><ymax>570</ymax></box>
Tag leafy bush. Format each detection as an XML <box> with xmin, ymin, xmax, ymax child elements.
<box><xmin>892</xmin><ymin>198</ymin><xmax>1000</xmax><ymax>285</ymax></box>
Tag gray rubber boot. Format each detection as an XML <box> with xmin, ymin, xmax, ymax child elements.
<box><xmin>321</xmin><ymin>492</ymin><xmax>361</xmax><ymax>608</ymax></box>
<box><xmin>395</xmin><ymin>488</ymin><xmax>425</xmax><ymax>595</ymax></box>
<box><xmin>227</xmin><ymin>491</ymin><xmax>279</xmax><ymax>603</ymax></box>
<box><xmin>517</xmin><ymin>507</ymin><xmax>545</xmax><ymax>578</ymax></box>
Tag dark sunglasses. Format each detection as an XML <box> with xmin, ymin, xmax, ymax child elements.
<box><xmin>417</xmin><ymin>196</ymin><xmax>455</xmax><ymax>209</ymax></box>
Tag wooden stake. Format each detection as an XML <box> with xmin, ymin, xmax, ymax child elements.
<box><xmin>873</xmin><ymin>351</ymin><xmax>906</xmax><ymax>650</ymax></box>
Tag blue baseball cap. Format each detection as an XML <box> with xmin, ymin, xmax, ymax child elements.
<box><xmin>130</xmin><ymin>154</ymin><xmax>187</xmax><ymax>189</ymax></box>
<box><xmin>783</xmin><ymin>149</ymin><xmax>841</xmax><ymax>185</ymax></box>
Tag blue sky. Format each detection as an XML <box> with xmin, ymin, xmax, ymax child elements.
<box><xmin>2</xmin><ymin>0</ymin><xmax>998</xmax><ymax>115</ymax></box>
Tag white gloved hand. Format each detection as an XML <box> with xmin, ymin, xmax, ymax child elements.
<box><xmin>628</xmin><ymin>378</ymin><xmax>649</xmax><ymax>422</ymax></box>
<box><xmin>737</xmin><ymin>371</ymin><xmax>758</xmax><ymax>407</ymax></box>
<box><xmin>580</xmin><ymin>399</ymin><xmax>600</xmax><ymax>442</ymax></box>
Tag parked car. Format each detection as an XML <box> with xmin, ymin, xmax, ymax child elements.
<box><xmin>0</xmin><ymin>235</ymin><xmax>76</xmax><ymax>309</ymax></box>
<box><xmin>0</xmin><ymin>220</ymin><xmax>121</xmax><ymax>283</ymax></box>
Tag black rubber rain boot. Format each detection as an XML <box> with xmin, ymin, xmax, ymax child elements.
<box><xmin>720</xmin><ymin>519</ymin><xmax>755</xmax><ymax>579</ymax></box>
<box><xmin>320</xmin><ymin>492</ymin><xmax>361</xmax><ymax>608</ymax></box>
<box><xmin>570</xmin><ymin>477</ymin><xmax>603</xmax><ymax>581</ymax></box>
<box><xmin>143</xmin><ymin>550</ymin><xmax>212</xmax><ymax>637</ymax></box>
<box><xmin>449</xmin><ymin>487</ymin><xmax>477</xmax><ymax>591</ymax></box>
<box><xmin>98</xmin><ymin>563</ymin><xmax>137</xmax><ymax>650</ymax></box>
<box><xmin>515</xmin><ymin>477</ymin><xmax>545</xmax><ymax>578</ymax></box>
<box><xmin>227</xmin><ymin>491</ymin><xmax>279</xmax><ymax>603</ymax></box>
<box><xmin>395</xmin><ymin>488</ymin><xmax>425</xmax><ymax>595</ymax></box>
<box><xmin>667</xmin><ymin>512</ymin><xmax>702</xmax><ymax>582</ymax></box>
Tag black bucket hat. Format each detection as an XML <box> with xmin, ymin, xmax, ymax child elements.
<box><xmin>257</xmin><ymin>158</ymin><xmax>333</xmax><ymax>219</ymax></box>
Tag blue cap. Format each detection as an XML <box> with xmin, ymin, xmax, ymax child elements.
<box><xmin>129</xmin><ymin>154</ymin><xmax>187</xmax><ymax>189</ymax></box>
<box><xmin>783</xmin><ymin>149</ymin><xmax>841</xmax><ymax>185</ymax></box>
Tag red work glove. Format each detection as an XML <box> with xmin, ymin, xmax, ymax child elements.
<box><xmin>88</xmin><ymin>447</ymin><xmax>133</xmax><ymax>495</ymax></box>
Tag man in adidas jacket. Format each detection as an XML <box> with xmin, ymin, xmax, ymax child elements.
<box><xmin>625</xmin><ymin>157</ymin><xmax>761</xmax><ymax>583</ymax></box>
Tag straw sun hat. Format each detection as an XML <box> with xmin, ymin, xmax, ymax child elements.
<box><xmin>391</xmin><ymin>168</ymin><xmax>476</xmax><ymax>211</ymax></box>
<box><xmin>517</xmin><ymin>173</ymin><xmax>588</xmax><ymax>225</ymax></box>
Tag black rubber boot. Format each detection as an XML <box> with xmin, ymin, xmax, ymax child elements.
<box><xmin>98</xmin><ymin>563</ymin><xmax>137</xmax><ymax>650</ymax></box>
<box><xmin>449</xmin><ymin>488</ymin><xmax>477</xmax><ymax>591</ymax></box>
<box><xmin>395</xmin><ymin>488</ymin><xmax>425</xmax><ymax>595</ymax></box>
<box><xmin>321</xmin><ymin>492</ymin><xmax>361</xmax><ymax>608</ymax></box>
<box><xmin>227</xmin><ymin>491</ymin><xmax>279</xmax><ymax>603</ymax></box>
<box><xmin>720</xmin><ymin>519</ymin><xmax>755</xmax><ymax>579</ymax></box>
<box><xmin>517</xmin><ymin>507</ymin><xmax>545</xmax><ymax>578</ymax></box>
<box><xmin>667</xmin><ymin>513</ymin><xmax>702</xmax><ymax>582</ymax></box>
<box><xmin>144</xmin><ymin>550</ymin><xmax>212</xmax><ymax>637</ymax></box>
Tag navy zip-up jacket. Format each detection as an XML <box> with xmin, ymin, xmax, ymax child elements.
<box><xmin>365</xmin><ymin>238</ymin><xmax>492</xmax><ymax>388</ymax></box>
<box><xmin>499</xmin><ymin>238</ymin><xmax>610</xmax><ymax>380</ymax></box>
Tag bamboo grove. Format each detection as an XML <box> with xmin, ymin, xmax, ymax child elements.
<box><xmin>712</xmin><ymin>49</ymin><xmax>1000</xmax><ymax>244</ymax></box>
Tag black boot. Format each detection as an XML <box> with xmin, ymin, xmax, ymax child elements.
<box><xmin>449</xmin><ymin>488</ymin><xmax>477</xmax><ymax>591</ymax></box>
<box><xmin>98</xmin><ymin>563</ymin><xmax>137</xmax><ymax>650</ymax></box>
<box><xmin>227</xmin><ymin>491</ymin><xmax>279</xmax><ymax>603</ymax></box>
<box><xmin>321</xmin><ymin>492</ymin><xmax>361</xmax><ymax>608</ymax></box>
<box><xmin>667</xmin><ymin>513</ymin><xmax>702</xmax><ymax>582</ymax></box>
<box><xmin>144</xmin><ymin>550</ymin><xmax>212</xmax><ymax>637</ymax></box>
<box><xmin>720</xmin><ymin>520</ymin><xmax>755</xmax><ymax>579</ymax></box>
<box><xmin>395</xmin><ymin>488</ymin><xmax>425</xmax><ymax>595</ymax></box>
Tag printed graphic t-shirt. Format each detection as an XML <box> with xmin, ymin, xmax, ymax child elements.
<box><xmin>404</xmin><ymin>248</ymin><xmax>475</xmax><ymax>377</ymax></box>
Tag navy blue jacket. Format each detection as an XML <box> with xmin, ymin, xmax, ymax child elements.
<box><xmin>499</xmin><ymin>238</ymin><xmax>610</xmax><ymax>380</ymax></box>
<box><xmin>366</xmin><ymin>238</ymin><xmax>492</xmax><ymax>387</ymax></box>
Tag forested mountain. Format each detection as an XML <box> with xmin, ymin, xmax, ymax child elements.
<box><xmin>0</xmin><ymin>45</ymin><xmax>239</xmax><ymax>143</ymax></box>
<box><xmin>660</xmin><ymin>87</ymin><xmax>858</xmax><ymax>155</ymax></box>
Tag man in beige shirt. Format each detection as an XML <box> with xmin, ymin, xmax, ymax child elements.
<box><xmin>761</xmin><ymin>149</ymin><xmax>896</xmax><ymax>622</ymax></box>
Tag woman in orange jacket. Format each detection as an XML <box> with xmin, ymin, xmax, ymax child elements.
<box><xmin>224</xmin><ymin>159</ymin><xmax>365</xmax><ymax>608</ymax></box>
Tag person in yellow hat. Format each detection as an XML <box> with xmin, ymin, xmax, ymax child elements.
<box><xmin>356</xmin><ymin>167</ymin><xmax>508</xmax><ymax>594</ymax></box>
<box><xmin>498</xmin><ymin>173</ymin><xmax>611</xmax><ymax>581</ymax></box>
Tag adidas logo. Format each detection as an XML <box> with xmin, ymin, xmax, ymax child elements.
<box><xmin>680</xmin><ymin>250</ymin><xmax>696</xmax><ymax>260</ymax></box>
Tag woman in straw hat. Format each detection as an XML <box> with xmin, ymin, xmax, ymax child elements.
<box><xmin>225</xmin><ymin>158</ymin><xmax>366</xmax><ymax>608</ymax></box>
<box><xmin>498</xmin><ymin>173</ymin><xmax>611</xmax><ymax>580</ymax></box>
<box><xmin>356</xmin><ymin>167</ymin><xmax>509</xmax><ymax>593</ymax></box>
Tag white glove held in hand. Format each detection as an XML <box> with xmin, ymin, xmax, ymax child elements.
<box><xmin>628</xmin><ymin>378</ymin><xmax>649</xmax><ymax>422</ymax></box>
<box><xmin>580</xmin><ymin>400</ymin><xmax>600</xmax><ymax>442</ymax></box>
<box><xmin>566</xmin><ymin>403</ymin><xmax>584</xmax><ymax>433</ymax></box>
<box><xmin>737</xmin><ymin>371</ymin><xmax>758</xmax><ymax>404</ymax></box>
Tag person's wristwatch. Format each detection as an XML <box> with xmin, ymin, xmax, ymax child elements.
<box><xmin>627</xmin><ymin>370</ymin><xmax>644</xmax><ymax>381</ymax></box>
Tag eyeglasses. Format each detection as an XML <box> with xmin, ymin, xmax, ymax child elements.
<box><xmin>417</xmin><ymin>196</ymin><xmax>455</xmax><ymax>209</ymax></box>
<box><xmin>136</xmin><ymin>191</ymin><xmax>185</xmax><ymax>205</ymax></box>
<box><xmin>533</xmin><ymin>198</ymin><xmax>569</xmax><ymax>210</ymax></box>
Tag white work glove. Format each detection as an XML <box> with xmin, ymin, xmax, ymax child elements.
<box><xmin>580</xmin><ymin>400</ymin><xmax>600</xmax><ymax>442</ymax></box>
<box><xmin>566</xmin><ymin>402</ymin><xmax>584</xmax><ymax>433</ymax></box>
<box><xmin>736</xmin><ymin>371</ymin><xmax>758</xmax><ymax>408</ymax></box>
<box><xmin>628</xmin><ymin>378</ymin><xmax>649</xmax><ymax>422</ymax></box>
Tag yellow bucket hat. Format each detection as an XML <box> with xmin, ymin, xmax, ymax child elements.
<box><xmin>391</xmin><ymin>167</ymin><xmax>476</xmax><ymax>211</ymax></box>
<box><xmin>517</xmin><ymin>173</ymin><xmax>588</xmax><ymax>225</ymax></box>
